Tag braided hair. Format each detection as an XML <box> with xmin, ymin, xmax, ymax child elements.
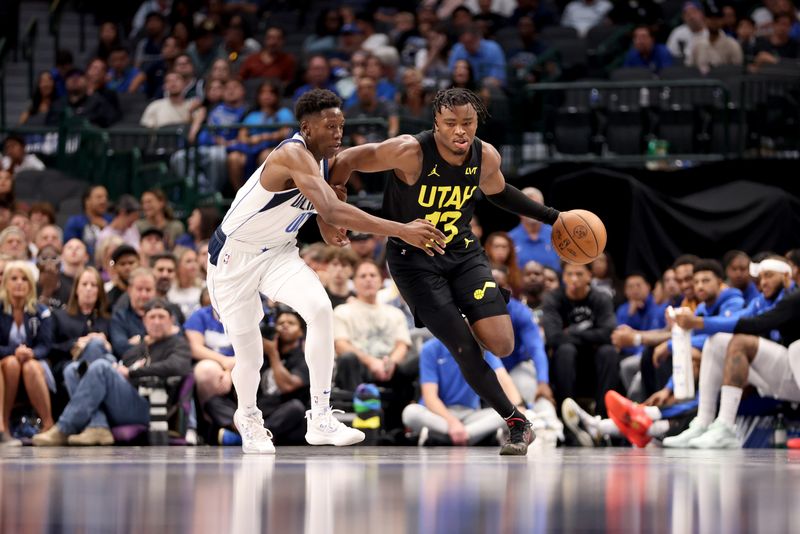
<box><xmin>431</xmin><ymin>88</ymin><xmax>489</xmax><ymax>123</ymax></box>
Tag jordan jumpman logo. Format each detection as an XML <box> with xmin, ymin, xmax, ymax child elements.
<box><xmin>464</xmin><ymin>237</ymin><xmax>474</xmax><ymax>248</ymax></box>
<box><xmin>427</xmin><ymin>164</ymin><xmax>440</xmax><ymax>177</ymax></box>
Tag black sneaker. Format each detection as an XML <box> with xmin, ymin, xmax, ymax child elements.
<box><xmin>499</xmin><ymin>417</ymin><xmax>534</xmax><ymax>456</ymax></box>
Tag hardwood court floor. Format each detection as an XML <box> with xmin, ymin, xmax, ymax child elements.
<box><xmin>2</xmin><ymin>446</ymin><xmax>799</xmax><ymax>533</ymax></box>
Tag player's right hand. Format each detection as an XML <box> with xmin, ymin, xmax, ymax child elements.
<box><xmin>400</xmin><ymin>219</ymin><xmax>446</xmax><ymax>256</ymax></box>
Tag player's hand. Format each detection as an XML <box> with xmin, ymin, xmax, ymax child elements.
<box><xmin>611</xmin><ymin>325</ymin><xmax>636</xmax><ymax>349</ymax></box>
<box><xmin>674</xmin><ymin>310</ymin><xmax>703</xmax><ymax>330</ymax></box>
<box><xmin>448</xmin><ymin>420</ymin><xmax>469</xmax><ymax>446</ymax></box>
<box><xmin>367</xmin><ymin>357</ymin><xmax>388</xmax><ymax>382</ymax></box>
<box><xmin>399</xmin><ymin>219</ymin><xmax>446</xmax><ymax>256</ymax></box>
<box><xmin>643</xmin><ymin>388</ymin><xmax>672</xmax><ymax>407</ymax></box>
<box><xmin>535</xmin><ymin>383</ymin><xmax>556</xmax><ymax>405</ymax></box>
<box><xmin>652</xmin><ymin>341</ymin><xmax>671</xmax><ymax>368</ymax></box>
<box><xmin>318</xmin><ymin>219</ymin><xmax>349</xmax><ymax>247</ymax></box>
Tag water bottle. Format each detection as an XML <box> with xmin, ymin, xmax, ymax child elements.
<box><xmin>774</xmin><ymin>414</ymin><xmax>787</xmax><ymax>448</ymax></box>
<box><xmin>668</xmin><ymin>307</ymin><xmax>695</xmax><ymax>400</ymax></box>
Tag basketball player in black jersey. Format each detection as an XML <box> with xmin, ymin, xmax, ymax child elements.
<box><xmin>330</xmin><ymin>88</ymin><xmax>564</xmax><ymax>455</ymax></box>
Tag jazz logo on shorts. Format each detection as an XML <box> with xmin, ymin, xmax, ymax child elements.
<box><xmin>222</xmin><ymin>252</ymin><xmax>231</xmax><ymax>265</ymax></box>
<box><xmin>474</xmin><ymin>281</ymin><xmax>497</xmax><ymax>300</ymax></box>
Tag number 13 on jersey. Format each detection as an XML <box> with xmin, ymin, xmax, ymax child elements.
<box><xmin>424</xmin><ymin>211</ymin><xmax>461</xmax><ymax>243</ymax></box>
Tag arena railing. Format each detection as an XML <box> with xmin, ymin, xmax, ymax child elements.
<box><xmin>48</xmin><ymin>0</ymin><xmax>67</xmax><ymax>60</ymax></box>
<box><xmin>22</xmin><ymin>18</ymin><xmax>39</xmax><ymax>99</ymax></box>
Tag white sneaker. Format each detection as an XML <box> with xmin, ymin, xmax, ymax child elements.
<box><xmin>688</xmin><ymin>420</ymin><xmax>741</xmax><ymax>449</ymax></box>
<box><xmin>561</xmin><ymin>398</ymin><xmax>598</xmax><ymax>447</ymax></box>
<box><xmin>662</xmin><ymin>418</ymin><xmax>708</xmax><ymax>449</ymax></box>
<box><xmin>305</xmin><ymin>408</ymin><xmax>365</xmax><ymax>446</ymax></box>
<box><xmin>233</xmin><ymin>409</ymin><xmax>275</xmax><ymax>454</ymax></box>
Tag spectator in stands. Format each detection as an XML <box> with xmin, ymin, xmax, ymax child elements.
<box><xmin>402</xmin><ymin>337</ymin><xmax>516</xmax><ymax>446</ymax></box>
<box><xmin>95</xmin><ymin>21</ymin><xmax>124</xmax><ymax>61</ymax></box>
<box><xmin>415</xmin><ymin>25</ymin><xmax>452</xmax><ymax>90</ymax></box>
<box><xmin>36</xmin><ymin>244</ymin><xmax>68</xmax><ymax>309</ymax></box>
<box><xmin>721</xmin><ymin>5</ymin><xmax>738</xmax><ymax>37</ymax></box>
<box><xmin>33</xmin><ymin>297</ymin><xmax>191</xmax><ymax>447</ymax></box>
<box><xmin>239</xmin><ymin>26</ymin><xmax>296</xmax><ymax>84</ymax></box>
<box><xmin>448</xmin><ymin>25</ymin><xmax>507</xmax><ymax>87</ymax></box>
<box><xmin>561</xmin><ymin>0</ymin><xmax>612</xmax><ymax>37</ymax></box>
<box><xmin>18</xmin><ymin>71</ymin><xmax>55</xmax><ymax>125</ymax></box>
<box><xmin>508</xmin><ymin>187</ymin><xmax>561</xmax><ymax>273</ymax></box>
<box><xmin>107</xmin><ymin>47</ymin><xmax>146</xmax><ymax>94</ymax></box>
<box><xmin>10</xmin><ymin>214</ymin><xmax>34</xmax><ymax>257</ymax></box>
<box><xmin>615</xmin><ymin>273</ymin><xmax>657</xmax><ymax>358</ymax></box>
<box><xmin>217</xmin><ymin>23</ymin><xmax>259</xmax><ymax>75</ymax></box>
<box><xmin>521</xmin><ymin>260</ymin><xmax>547</xmax><ymax>316</ymax></box>
<box><xmin>39</xmin><ymin>239</ymin><xmax>88</xmax><ymax>310</ymax></box>
<box><xmin>292</xmin><ymin>55</ymin><xmax>338</xmax><ymax>101</ymax></box>
<box><xmin>63</xmin><ymin>185</ymin><xmax>111</xmax><ymax>259</ymax></box>
<box><xmin>334</xmin><ymin>259</ymin><xmax>414</xmax><ymax>429</ymax></box>
<box><xmin>172</xmin><ymin>53</ymin><xmax>201</xmax><ymax>100</ymax></box>
<box><xmin>471</xmin><ymin>0</ymin><xmax>511</xmax><ymax>38</ymax></box>
<box><xmin>175</xmin><ymin>206</ymin><xmax>221</xmax><ymax>251</ymax></box>
<box><xmin>304</xmin><ymin>8</ymin><xmax>344</xmax><ymax>56</ymax></box>
<box><xmin>109</xmin><ymin>267</ymin><xmax>155</xmax><ymax>356</ymax></box>
<box><xmin>590</xmin><ymin>252</ymin><xmax>623</xmax><ymax>305</ymax></box>
<box><xmin>688</xmin><ymin>5</ymin><xmax>743</xmax><ymax>74</ymax></box>
<box><xmin>542</xmin><ymin>261</ymin><xmax>619</xmax><ymax>417</ymax></box>
<box><xmin>150</xmin><ymin>252</ymin><xmax>186</xmax><ymax>323</ymax></box>
<box><xmin>187</xmin><ymin>19</ymin><xmax>219</xmax><ymax>78</ymax></box>
<box><xmin>50</xmin><ymin>266</ymin><xmax>111</xmax><ymax>381</ymax></box>
<box><xmin>95</xmin><ymin>236</ymin><xmax>123</xmax><ymax>284</ymax></box>
<box><xmin>332</xmin><ymin>23</ymin><xmax>365</xmax><ymax>70</ymax></box>
<box><xmin>171</xmin><ymin>20</ymin><xmax>191</xmax><ymax>50</ymax></box>
<box><xmin>140</xmin><ymin>71</ymin><xmax>193</xmax><ymax>128</ymax></box>
<box><xmin>47</xmin><ymin>69</ymin><xmax>120</xmax><ymax>128</ymax></box>
<box><xmin>34</xmin><ymin>225</ymin><xmax>63</xmax><ymax>254</ymax></box>
<box><xmin>168</xmin><ymin>246</ymin><xmax>203</xmax><ymax>319</ymax></box>
<box><xmin>2</xmin><ymin>136</ymin><xmax>45</xmax><ymax>174</ymax></box>
<box><xmin>398</xmin><ymin>68</ymin><xmax>433</xmax><ymax>122</ymax></box>
<box><xmin>104</xmin><ymin>244</ymin><xmax>140</xmax><ymax>311</ymax></box>
<box><xmin>449</xmin><ymin>59</ymin><xmax>479</xmax><ymax>91</ymax></box>
<box><xmin>345</xmin><ymin>77</ymin><xmax>400</xmax><ymax>145</ymax></box>
<box><xmin>226</xmin><ymin>80</ymin><xmax>295</xmax><ymax>188</ymax></box>
<box><xmin>507</xmin><ymin>16</ymin><xmax>553</xmax><ymax>84</ymax></box>
<box><xmin>97</xmin><ymin>195</ymin><xmax>141</xmax><ymax>252</ymax></box>
<box><xmin>134</xmin><ymin>11</ymin><xmax>168</xmax><ymax>70</ymax></box>
<box><xmin>653</xmin><ymin>267</ymin><xmax>684</xmax><ymax>314</ymax></box>
<box><xmin>186</xmin><ymin>78</ymin><xmax>224</xmax><ymax>148</ymax></box>
<box><xmin>751</xmin><ymin>13</ymin><xmax>799</xmax><ymax>68</ymax></box>
<box><xmin>623</xmin><ymin>25</ymin><xmax>674</xmax><ymax>72</ymax></box>
<box><xmin>185</xmin><ymin>289</ymin><xmax>234</xmax><ymax>407</ymax></box>
<box><xmin>323</xmin><ymin>247</ymin><xmax>358</xmax><ymax>308</ymax></box>
<box><xmin>737</xmin><ymin>16</ymin><xmax>758</xmax><ymax>58</ymax></box>
<box><xmin>144</xmin><ymin>36</ymin><xmax>183</xmax><ymax>99</ymax></box>
<box><xmin>364</xmin><ymin>54</ymin><xmax>399</xmax><ymax>103</ymax></box>
<box><xmin>356</xmin><ymin>11</ymin><xmax>390</xmax><ymax>53</ymax></box>
<box><xmin>131</xmin><ymin>1</ymin><xmax>172</xmax><ymax>39</ymax></box>
<box><xmin>0</xmin><ymin>172</ymin><xmax>13</xmax><ymax>209</ymax></box>
<box><xmin>136</xmin><ymin>188</ymin><xmax>185</xmax><ymax>249</ymax></box>
<box><xmin>723</xmin><ymin>250</ymin><xmax>759</xmax><ymax>304</ymax></box>
<box><xmin>85</xmin><ymin>58</ymin><xmax>122</xmax><ymax>118</ymax></box>
<box><xmin>509</xmin><ymin>0</ymin><xmax>560</xmax><ymax>29</ymax></box>
<box><xmin>139</xmin><ymin>228</ymin><xmax>166</xmax><ymax>268</ymax></box>
<box><xmin>300</xmin><ymin>242</ymin><xmax>330</xmax><ymax>283</ymax></box>
<box><xmin>485</xmin><ymin>232</ymin><xmax>523</xmax><ymax>295</ymax></box>
<box><xmin>0</xmin><ymin>261</ymin><xmax>55</xmax><ymax>436</ymax></box>
<box><xmin>50</xmin><ymin>49</ymin><xmax>74</xmax><ymax>98</ymax></box>
<box><xmin>667</xmin><ymin>1</ymin><xmax>708</xmax><ymax>60</ymax></box>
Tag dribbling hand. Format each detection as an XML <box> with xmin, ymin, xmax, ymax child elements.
<box><xmin>400</xmin><ymin>219</ymin><xmax>447</xmax><ymax>256</ymax></box>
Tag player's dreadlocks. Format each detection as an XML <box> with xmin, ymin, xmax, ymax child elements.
<box><xmin>432</xmin><ymin>88</ymin><xmax>490</xmax><ymax>123</ymax></box>
<box><xmin>295</xmin><ymin>88</ymin><xmax>343</xmax><ymax>120</ymax></box>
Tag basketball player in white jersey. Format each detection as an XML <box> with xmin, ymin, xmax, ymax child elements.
<box><xmin>207</xmin><ymin>89</ymin><xmax>446</xmax><ymax>453</ymax></box>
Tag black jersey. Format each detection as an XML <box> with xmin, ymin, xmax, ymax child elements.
<box><xmin>382</xmin><ymin>130</ymin><xmax>482</xmax><ymax>252</ymax></box>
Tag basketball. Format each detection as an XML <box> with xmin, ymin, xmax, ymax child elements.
<box><xmin>551</xmin><ymin>209</ymin><xmax>607</xmax><ymax>265</ymax></box>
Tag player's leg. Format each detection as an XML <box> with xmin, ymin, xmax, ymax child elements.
<box><xmin>267</xmin><ymin>261</ymin><xmax>364</xmax><ymax>446</ymax></box>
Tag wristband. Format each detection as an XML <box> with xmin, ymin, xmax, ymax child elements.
<box><xmin>633</xmin><ymin>333</ymin><xmax>643</xmax><ymax>347</ymax></box>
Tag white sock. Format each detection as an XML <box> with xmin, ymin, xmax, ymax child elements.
<box><xmin>597</xmin><ymin>419</ymin><xmax>620</xmax><ymax>437</ymax></box>
<box><xmin>697</xmin><ymin>334</ymin><xmax>727</xmax><ymax>425</ymax></box>
<box><xmin>717</xmin><ymin>385</ymin><xmax>742</xmax><ymax>427</ymax></box>
<box><xmin>644</xmin><ymin>406</ymin><xmax>661</xmax><ymax>420</ymax></box>
<box><xmin>311</xmin><ymin>388</ymin><xmax>331</xmax><ymax>418</ymax></box>
<box><xmin>648</xmin><ymin>420</ymin><xmax>670</xmax><ymax>437</ymax></box>
<box><xmin>229</xmin><ymin>327</ymin><xmax>265</xmax><ymax>414</ymax></box>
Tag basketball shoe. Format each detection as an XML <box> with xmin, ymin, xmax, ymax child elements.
<box><xmin>233</xmin><ymin>409</ymin><xmax>275</xmax><ymax>454</ymax></box>
<box><xmin>561</xmin><ymin>398</ymin><xmax>601</xmax><ymax>447</ymax></box>
<box><xmin>605</xmin><ymin>391</ymin><xmax>653</xmax><ymax>448</ymax></box>
<box><xmin>305</xmin><ymin>408</ymin><xmax>365</xmax><ymax>446</ymax></box>
<box><xmin>499</xmin><ymin>416</ymin><xmax>534</xmax><ymax>455</ymax></box>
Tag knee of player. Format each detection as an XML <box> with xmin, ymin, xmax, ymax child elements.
<box><xmin>484</xmin><ymin>337</ymin><xmax>514</xmax><ymax>357</ymax></box>
<box><xmin>728</xmin><ymin>334</ymin><xmax>759</xmax><ymax>361</ymax></box>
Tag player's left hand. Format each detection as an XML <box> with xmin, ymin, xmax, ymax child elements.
<box><xmin>652</xmin><ymin>341</ymin><xmax>671</xmax><ymax>368</ymax></box>
<box><xmin>535</xmin><ymin>383</ymin><xmax>555</xmax><ymax>405</ymax></box>
<box><xmin>318</xmin><ymin>219</ymin><xmax>349</xmax><ymax>247</ymax></box>
<box><xmin>332</xmin><ymin>184</ymin><xmax>348</xmax><ymax>202</ymax></box>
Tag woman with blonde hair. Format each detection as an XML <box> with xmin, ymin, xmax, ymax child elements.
<box><xmin>484</xmin><ymin>232</ymin><xmax>523</xmax><ymax>296</ymax></box>
<box><xmin>168</xmin><ymin>246</ymin><xmax>204</xmax><ymax>318</ymax></box>
<box><xmin>135</xmin><ymin>188</ymin><xmax>185</xmax><ymax>248</ymax></box>
<box><xmin>0</xmin><ymin>261</ymin><xmax>54</xmax><ymax>444</ymax></box>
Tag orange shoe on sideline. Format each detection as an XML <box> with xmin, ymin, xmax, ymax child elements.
<box><xmin>605</xmin><ymin>391</ymin><xmax>653</xmax><ymax>448</ymax></box>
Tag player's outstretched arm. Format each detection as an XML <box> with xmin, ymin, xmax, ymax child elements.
<box><xmin>328</xmin><ymin>135</ymin><xmax>422</xmax><ymax>187</ymax></box>
<box><xmin>280</xmin><ymin>146</ymin><xmax>447</xmax><ymax>256</ymax></box>
<box><xmin>478</xmin><ymin>144</ymin><xmax>560</xmax><ymax>225</ymax></box>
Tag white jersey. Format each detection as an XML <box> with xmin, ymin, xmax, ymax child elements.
<box><xmin>218</xmin><ymin>133</ymin><xmax>328</xmax><ymax>248</ymax></box>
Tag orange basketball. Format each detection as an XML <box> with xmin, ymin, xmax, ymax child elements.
<box><xmin>551</xmin><ymin>209</ymin><xmax>607</xmax><ymax>265</ymax></box>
